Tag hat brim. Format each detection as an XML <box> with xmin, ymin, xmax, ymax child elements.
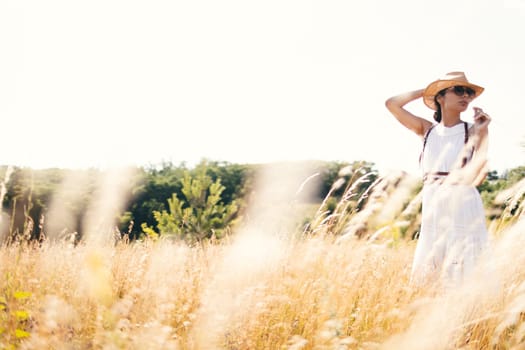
<box><xmin>423</xmin><ymin>80</ymin><xmax>484</xmax><ymax>110</ymax></box>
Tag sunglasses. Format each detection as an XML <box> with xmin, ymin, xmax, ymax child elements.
<box><xmin>448</xmin><ymin>85</ymin><xmax>476</xmax><ymax>98</ymax></box>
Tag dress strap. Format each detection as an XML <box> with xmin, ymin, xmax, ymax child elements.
<box><xmin>419</xmin><ymin>124</ymin><xmax>436</xmax><ymax>165</ymax></box>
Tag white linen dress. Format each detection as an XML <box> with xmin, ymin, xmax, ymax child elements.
<box><xmin>411</xmin><ymin>122</ymin><xmax>489</xmax><ymax>286</ymax></box>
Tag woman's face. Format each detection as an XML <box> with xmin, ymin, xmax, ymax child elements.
<box><xmin>439</xmin><ymin>86</ymin><xmax>476</xmax><ymax>112</ymax></box>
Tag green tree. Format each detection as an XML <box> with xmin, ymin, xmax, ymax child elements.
<box><xmin>196</xmin><ymin>160</ymin><xmax>254</xmax><ymax>205</ymax></box>
<box><xmin>121</xmin><ymin>160</ymin><xmax>253</xmax><ymax>239</ymax></box>
<box><xmin>2</xmin><ymin>167</ymin><xmax>68</xmax><ymax>241</ymax></box>
<box><xmin>142</xmin><ymin>168</ymin><xmax>239</xmax><ymax>241</ymax></box>
<box><xmin>120</xmin><ymin>162</ymin><xmax>187</xmax><ymax>239</ymax></box>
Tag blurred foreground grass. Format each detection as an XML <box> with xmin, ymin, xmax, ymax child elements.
<box><xmin>1</xmin><ymin>214</ymin><xmax>524</xmax><ymax>349</ymax></box>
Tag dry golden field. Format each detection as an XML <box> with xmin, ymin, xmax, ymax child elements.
<box><xmin>1</xmin><ymin>167</ymin><xmax>524</xmax><ymax>349</ymax></box>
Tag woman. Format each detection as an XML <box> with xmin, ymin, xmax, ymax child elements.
<box><xmin>385</xmin><ymin>72</ymin><xmax>491</xmax><ymax>287</ymax></box>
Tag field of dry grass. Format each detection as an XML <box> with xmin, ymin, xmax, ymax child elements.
<box><xmin>1</xmin><ymin>217</ymin><xmax>524</xmax><ymax>349</ymax></box>
<box><xmin>1</xmin><ymin>166</ymin><xmax>524</xmax><ymax>349</ymax></box>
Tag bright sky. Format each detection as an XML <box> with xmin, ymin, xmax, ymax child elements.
<box><xmin>1</xmin><ymin>0</ymin><xmax>524</xmax><ymax>176</ymax></box>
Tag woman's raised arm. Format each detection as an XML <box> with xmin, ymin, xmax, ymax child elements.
<box><xmin>385</xmin><ymin>89</ymin><xmax>433</xmax><ymax>138</ymax></box>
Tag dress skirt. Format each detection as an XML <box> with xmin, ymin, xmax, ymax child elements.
<box><xmin>411</xmin><ymin>182</ymin><xmax>489</xmax><ymax>286</ymax></box>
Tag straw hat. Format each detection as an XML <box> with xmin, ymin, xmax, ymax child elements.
<box><xmin>423</xmin><ymin>71</ymin><xmax>484</xmax><ymax>110</ymax></box>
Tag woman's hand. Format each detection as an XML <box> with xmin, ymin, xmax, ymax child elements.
<box><xmin>473</xmin><ymin>107</ymin><xmax>491</xmax><ymax>133</ymax></box>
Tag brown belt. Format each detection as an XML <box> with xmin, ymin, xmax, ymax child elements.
<box><xmin>422</xmin><ymin>171</ymin><xmax>449</xmax><ymax>183</ymax></box>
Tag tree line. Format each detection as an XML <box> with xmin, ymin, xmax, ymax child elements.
<box><xmin>1</xmin><ymin>160</ymin><xmax>523</xmax><ymax>244</ymax></box>
<box><xmin>0</xmin><ymin>160</ymin><xmax>378</xmax><ymax>243</ymax></box>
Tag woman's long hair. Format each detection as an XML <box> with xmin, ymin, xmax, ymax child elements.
<box><xmin>433</xmin><ymin>89</ymin><xmax>447</xmax><ymax>122</ymax></box>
